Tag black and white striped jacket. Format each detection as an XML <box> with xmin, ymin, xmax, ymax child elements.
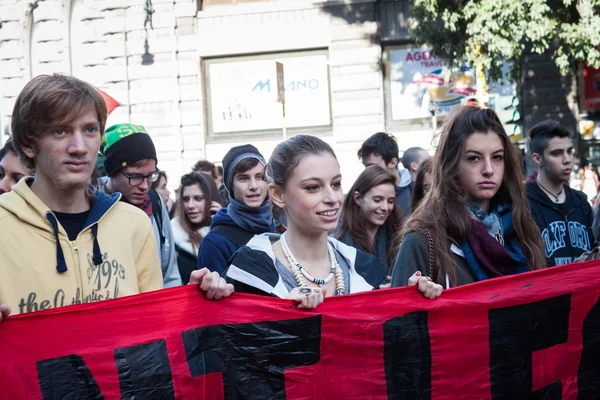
<box><xmin>225</xmin><ymin>233</ymin><xmax>387</xmax><ymax>297</ymax></box>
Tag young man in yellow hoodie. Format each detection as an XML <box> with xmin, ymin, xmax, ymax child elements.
<box><xmin>0</xmin><ymin>74</ymin><xmax>232</xmax><ymax>321</ymax></box>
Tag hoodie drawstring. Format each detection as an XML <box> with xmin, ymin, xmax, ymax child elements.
<box><xmin>45</xmin><ymin>212</ymin><xmax>68</xmax><ymax>273</ymax></box>
<box><xmin>45</xmin><ymin>213</ymin><xmax>105</xmax><ymax>273</ymax></box>
<box><xmin>91</xmin><ymin>224</ymin><xmax>103</xmax><ymax>266</ymax></box>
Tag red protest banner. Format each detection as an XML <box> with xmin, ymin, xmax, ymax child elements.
<box><xmin>0</xmin><ymin>261</ymin><xmax>599</xmax><ymax>399</ymax></box>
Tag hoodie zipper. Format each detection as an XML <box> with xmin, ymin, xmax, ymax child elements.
<box><xmin>71</xmin><ymin>197</ymin><xmax>122</xmax><ymax>299</ymax></box>
<box><xmin>68</xmin><ymin>196</ymin><xmax>121</xmax><ymax>302</ymax></box>
<box><xmin>71</xmin><ymin>240</ymin><xmax>84</xmax><ymax>296</ymax></box>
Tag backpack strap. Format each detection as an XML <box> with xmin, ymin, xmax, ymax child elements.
<box><xmin>211</xmin><ymin>224</ymin><xmax>255</xmax><ymax>247</ymax></box>
<box><xmin>148</xmin><ymin>189</ymin><xmax>166</xmax><ymax>245</ymax></box>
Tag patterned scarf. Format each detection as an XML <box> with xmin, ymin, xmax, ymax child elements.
<box><xmin>139</xmin><ymin>195</ymin><xmax>153</xmax><ymax>217</ymax></box>
<box><xmin>105</xmin><ymin>181</ymin><xmax>153</xmax><ymax>217</ymax></box>
<box><xmin>461</xmin><ymin>203</ymin><xmax>529</xmax><ymax>281</ymax></box>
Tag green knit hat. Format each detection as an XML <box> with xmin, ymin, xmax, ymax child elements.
<box><xmin>102</xmin><ymin>123</ymin><xmax>157</xmax><ymax>176</ymax></box>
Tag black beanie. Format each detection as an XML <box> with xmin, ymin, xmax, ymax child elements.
<box><xmin>102</xmin><ymin>124</ymin><xmax>157</xmax><ymax>176</ymax></box>
<box><xmin>222</xmin><ymin>144</ymin><xmax>266</xmax><ymax>194</ymax></box>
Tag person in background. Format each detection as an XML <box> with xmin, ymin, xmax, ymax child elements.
<box><xmin>152</xmin><ymin>171</ymin><xmax>175</xmax><ymax>218</ymax></box>
<box><xmin>402</xmin><ymin>147</ymin><xmax>430</xmax><ymax>188</ymax></box>
<box><xmin>193</xmin><ymin>159</ymin><xmax>217</xmax><ymax>177</ymax></box>
<box><xmin>410</xmin><ymin>158</ymin><xmax>433</xmax><ymax>212</ymax></box>
<box><xmin>171</xmin><ymin>172</ymin><xmax>219</xmax><ymax>284</ymax></box>
<box><xmin>102</xmin><ymin>124</ymin><xmax>181</xmax><ymax>287</ymax></box>
<box><xmin>197</xmin><ymin>145</ymin><xmax>273</xmax><ymax>274</ymax></box>
<box><xmin>215</xmin><ymin>165</ymin><xmax>224</xmax><ymax>189</ymax></box>
<box><xmin>192</xmin><ymin>159</ymin><xmax>223</xmax><ymax>210</ymax></box>
<box><xmin>392</xmin><ymin>106</ymin><xmax>546</xmax><ymax>289</ymax></box>
<box><xmin>579</xmin><ymin>164</ymin><xmax>599</xmax><ymax>205</ymax></box>
<box><xmin>0</xmin><ymin>137</ymin><xmax>32</xmax><ymax>195</ymax></box>
<box><xmin>526</xmin><ymin>120</ymin><xmax>594</xmax><ymax>266</ymax></box>
<box><xmin>216</xmin><ymin>165</ymin><xmax>229</xmax><ymax>207</ymax></box>
<box><xmin>593</xmin><ymin>193</ymin><xmax>600</xmax><ymax>240</ymax></box>
<box><xmin>336</xmin><ymin>165</ymin><xmax>402</xmax><ymax>276</ymax></box>
<box><xmin>526</xmin><ymin>169</ymin><xmax>538</xmax><ymax>183</ymax></box>
<box><xmin>357</xmin><ymin>132</ymin><xmax>412</xmax><ymax>217</ymax></box>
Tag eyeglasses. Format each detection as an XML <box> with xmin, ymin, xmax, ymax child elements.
<box><xmin>120</xmin><ymin>170</ymin><xmax>160</xmax><ymax>186</ymax></box>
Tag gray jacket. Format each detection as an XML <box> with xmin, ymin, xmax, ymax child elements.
<box><xmin>391</xmin><ymin>232</ymin><xmax>474</xmax><ymax>288</ymax></box>
<box><xmin>100</xmin><ymin>177</ymin><xmax>181</xmax><ymax>288</ymax></box>
<box><xmin>395</xmin><ymin>169</ymin><xmax>413</xmax><ymax>218</ymax></box>
<box><xmin>150</xmin><ymin>196</ymin><xmax>181</xmax><ymax>288</ymax></box>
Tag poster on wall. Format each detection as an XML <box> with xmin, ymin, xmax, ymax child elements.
<box><xmin>389</xmin><ymin>48</ymin><xmax>476</xmax><ymax>120</ymax></box>
<box><xmin>208</xmin><ymin>54</ymin><xmax>331</xmax><ymax>133</ymax></box>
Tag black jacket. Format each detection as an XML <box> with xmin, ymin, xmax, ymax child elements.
<box><xmin>526</xmin><ymin>181</ymin><xmax>594</xmax><ymax>266</ymax></box>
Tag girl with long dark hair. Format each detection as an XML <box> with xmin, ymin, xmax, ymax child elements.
<box><xmin>392</xmin><ymin>106</ymin><xmax>547</xmax><ymax>289</ymax></box>
<box><xmin>171</xmin><ymin>172</ymin><xmax>219</xmax><ymax>284</ymax></box>
<box><xmin>409</xmin><ymin>158</ymin><xmax>432</xmax><ymax>212</ymax></box>
<box><xmin>336</xmin><ymin>165</ymin><xmax>401</xmax><ymax>275</ymax></box>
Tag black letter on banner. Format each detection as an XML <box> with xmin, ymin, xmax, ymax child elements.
<box><xmin>182</xmin><ymin>315</ymin><xmax>321</xmax><ymax>400</ymax></box>
<box><xmin>115</xmin><ymin>339</ymin><xmax>174</xmax><ymax>399</ymax></box>
<box><xmin>577</xmin><ymin>295</ymin><xmax>600</xmax><ymax>399</ymax></box>
<box><xmin>383</xmin><ymin>311</ymin><xmax>432</xmax><ymax>400</ymax></box>
<box><xmin>489</xmin><ymin>294</ymin><xmax>570</xmax><ymax>399</ymax></box>
<box><xmin>37</xmin><ymin>354</ymin><xmax>103</xmax><ymax>400</ymax></box>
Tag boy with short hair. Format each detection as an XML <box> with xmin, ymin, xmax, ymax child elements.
<box><xmin>102</xmin><ymin>124</ymin><xmax>181</xmax><ymax>287</ymax></box>
<box><xmin>0</xmin><ymin>74</ymin><xmax>164</xmax><ymax>317</ymax></box>
<box><xmin>357</xmin><ymin>132</ymin><xmax>413</xmax><ymax>217</ymax></box>
<box><xmin>526</xmin><ymin>120</ymin><xmax>594</xmax><ymax>266</ymax></box>
<box><xmin>198</xmin><ymin>145</ymin><xmax>273</xmax><ymax>274</ymax></box>
<box><xmin>0</xmin><ymin>75</ymin><xmax>231</xmax><ymax>321</ymax></box>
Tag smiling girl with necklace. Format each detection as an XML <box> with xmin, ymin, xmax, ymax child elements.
<box><xmin>225</xmin><ymin>135</ymin><xmax>440</xmax><ymax>308</ymax></box>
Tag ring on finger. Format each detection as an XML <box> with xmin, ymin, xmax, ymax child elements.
<box><xmin>299</xmin><ymin>287</ymin><xmax>312</xmax><ymax>296</ymax></box>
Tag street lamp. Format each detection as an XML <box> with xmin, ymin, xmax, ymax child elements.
<box><xmin>141</xmin><ymin>0</ymin><xmax>154</xmax><ymax>65</ymax></box>
<box><xmin>141</xmin><ymin>39</ymin><xmax>154</xmax><ymax>66</ymax></box>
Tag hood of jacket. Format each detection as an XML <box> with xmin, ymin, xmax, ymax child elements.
<box><xmin>398</xmin><ymin>168</ymin><xmax>412</xmax><ymax>188</ymax></box>
<box><xmin>209</xmin><ymin>207</ymin><xmax>239</xmax><ymax>229</ymax></box>
<box><xmin>171</xmin><ymin>216</ymin><xmax>210</xmax><ymax>256</ymax></box>
<box><xmin>0</xmin><ymin>178</ymin><xmax>121</xmax><ymax>273</ymax></box>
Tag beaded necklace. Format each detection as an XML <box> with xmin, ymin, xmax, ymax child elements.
<box><xmin>536</xmin><ymin>179</ymin><xmax>564</xmax><ymax>203</ymax></box>
<box><xmin>280</xmin><ymin>232</ymin><xmax>346</xmax><ymax>295</ymax></box>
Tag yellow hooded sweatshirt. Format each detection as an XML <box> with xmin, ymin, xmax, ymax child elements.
<box><xmin>0</xmin><ymin>179</ymin><xmax>164</xmax><ymax>316</ymax></box>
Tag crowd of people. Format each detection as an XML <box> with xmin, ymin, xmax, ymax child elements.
<box><xmin>0</xmin><ymin>72</ymin><xmax>597</xmax><ymax>320</ymax></box>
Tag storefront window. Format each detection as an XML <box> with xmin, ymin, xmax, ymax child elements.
<box><xmin>383</xmin><ymin>45</ymin><xmax>520</xmax><ymax>141</ymax></box>
<box><xmin>204</xmin><ymin>50</ymin><xmax>331</xmax><ymax>136</ymax></box>
<box><xmin>384</xmin><ymin>46</ymin><xmax>476</xmax><ymax>122</ymax></box>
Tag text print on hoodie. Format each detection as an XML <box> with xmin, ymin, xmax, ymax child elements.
<box><xmin>526</xmin><ymin>181</ymin><xmax>594</xmax><ymax>266</ymax></box>
<box><xmin>0</xmin><ymin>179</ymin><xmax>164</xmax><ymax>316</ymax></box>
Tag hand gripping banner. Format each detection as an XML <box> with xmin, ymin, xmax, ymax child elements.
<box><xmin>0</xmin><ymin>261</ymin><xmax>599</xmax><ymax>400</ymax></box>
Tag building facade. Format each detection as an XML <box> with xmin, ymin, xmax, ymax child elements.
<box><xmin>0</xmin><ymin>0</ymin><xmax>566</xmax><ymax>188</ymax></box>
